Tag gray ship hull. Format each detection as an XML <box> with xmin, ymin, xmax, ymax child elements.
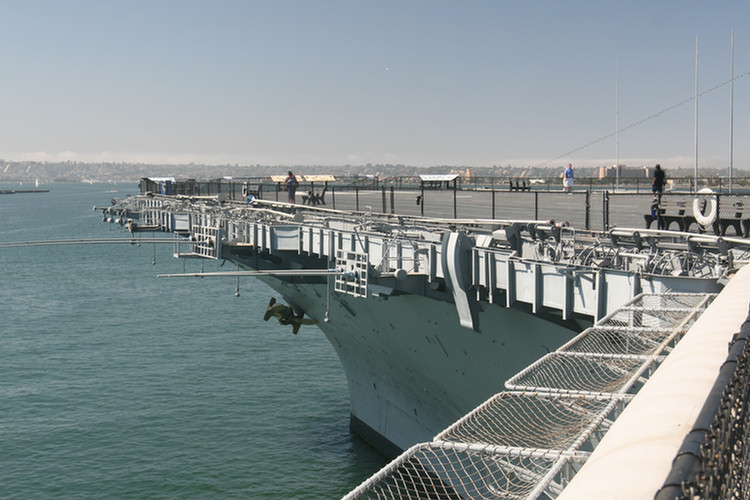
<box><xmin>259</xmin><ymin>276</ymin><xmax>579</xmax><ymax>456</ymax></box>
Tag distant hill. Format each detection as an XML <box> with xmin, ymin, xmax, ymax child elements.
<box><xmin>0</xmin><ymin>160</ymin><xmax>742</xmax><ymax>183</ymax></box>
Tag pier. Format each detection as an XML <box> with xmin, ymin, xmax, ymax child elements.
<box><xmin>138</xmin><ymin>175</ymin><xmax>750</xmax><ymax>235</ymax></box>
<box><xmin>0</xmin><ymin>189</ymin><xmax>49</xmax><ymax>195</ymax></box>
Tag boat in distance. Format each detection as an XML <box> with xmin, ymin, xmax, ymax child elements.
<box><xmin>99</xmin><ymin>177</ymin><xmax>750</xmax><ymax>457</ymax></box>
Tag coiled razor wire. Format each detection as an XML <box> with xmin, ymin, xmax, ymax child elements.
<box><xmin>655</xmin><ymin>308</ymin><xmax>750</xmax><ymax>500</ymax></box>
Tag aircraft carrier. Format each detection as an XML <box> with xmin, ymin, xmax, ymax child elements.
<box><xmin>98</xmin><ymin>176</ymin><xmax>750</xmax><ymax>460</ymax></box>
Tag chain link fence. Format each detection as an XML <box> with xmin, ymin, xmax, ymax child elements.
<box><xmin>655</xmin><ymin>309</ymin><xmax>750</xmax><ymax>500</ymax></box>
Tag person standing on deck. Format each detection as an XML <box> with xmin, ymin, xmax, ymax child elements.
<box><xmin>652</xmin><ymin>164</ymin><xmax>666</xmax><ymax>204</ymax></box>
<box><xmin>563</xmin><ymin>164</ymin><xmax>574</xmax><ymax>193</ymax></box>
<box><xmin>284</xmin><ymin>171</ymin><xmax>299</xmax><ymax>203</ymax></box>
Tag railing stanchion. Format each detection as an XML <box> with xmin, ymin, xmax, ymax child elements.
<box><xmin>716</xmin><ymin>194</ymin><xmax>721</xmax><ymax>234</ymax></box>
<box><xmin>603</xmin><ymin>191</ymin><xmax>610</xmax><ymax>230</ymax></box>
<box><xmin>453</xmin><ymin>185</ymin><xmax>457</xmax><ymax>219</ymax></box>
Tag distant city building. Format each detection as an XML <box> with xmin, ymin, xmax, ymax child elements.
<box><xmin>598</xmin><ymin>165</ymin><xmax>650</xmax><ymax>180</ymax></box>
<box><xmin>449</xmin><ymin>168</ymin><xmax>473</xmax><ymax>180</ymax></box>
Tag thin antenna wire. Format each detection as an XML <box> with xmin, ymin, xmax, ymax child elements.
<box><xmin>535</xmin><ymin>69</ymin><xmax>750</xmax><ymax>169</ymax></box>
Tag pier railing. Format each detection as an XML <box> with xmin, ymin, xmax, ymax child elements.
<box><xmin>139</xmin><ymin>175</ymin><xmax>750</xmax><ymax>197</ymax></box>
<box><xmin>139</xmin><ymin>177</ymin><xmax>750</xmax><ymax>235</ymax></box>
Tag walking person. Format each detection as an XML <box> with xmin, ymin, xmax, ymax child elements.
<box><xmin>652</xmin><ymin>164</ymin><xmax>665</xmax><ymax>204</ymax></box>
<box><xmin>563</xmin><ymin>164</ymin><xmax>574</xmax><ymax>193</ymax></box>
<box><xmin>284</xmin><ymin>171</ymin><xmax>299</xmax><ymax>204</ymax></box>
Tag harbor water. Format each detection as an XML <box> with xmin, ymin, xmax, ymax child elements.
<box><xmin>1</xmin><ymin>183</ymin><xmax>387</xmax><ymax>499</ymax></box>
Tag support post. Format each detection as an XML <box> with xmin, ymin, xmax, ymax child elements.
<box><xmin>453</xmin><ymin>185</ymin><xmax>457</xmax><ymax>219</ymax></box>
<box><xmin>585</xmin><ymin>190</ymin><xmax>590</xmax><ymax>230</ymax></box>
<box><xmin>603</xmin><ymin>191</ymin><xmax>610</xmax><ymax>230</ymax></box>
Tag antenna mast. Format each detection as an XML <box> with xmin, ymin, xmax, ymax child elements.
<box><xmin>694</xmin><ymin>37</ymin><xmax>699</xmax><ymax>193</ymax></box>
<box><xmin>730</xmin><ymin>30</ymin><xmax>735</xmax><ymax>193</ymax></box>
<box><xmin>616</xmin><ymin>55</ymin><xmax>620</xmax><ymax>190</ymax></box>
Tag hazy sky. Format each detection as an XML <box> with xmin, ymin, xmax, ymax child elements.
<box><xmin>1</xmin><ymin>1</ymin><xmax>748</xmax><ymax>170</ymax></box>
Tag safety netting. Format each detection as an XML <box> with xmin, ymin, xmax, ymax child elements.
<box><xmin>595</xmin><ymin>292</ymin><xmax>710</xmax><ymax>330</ymax></box>
<box><xmin>560</xmin><ymin>326</ymin><xmax>676</xmax><ymax>356</ymax></box>
<box><xmin>626</xmin><ymin>292</ymin><xmax>710</xmax><ymax>309</ymax></box>
<box><xmin>436</xmin><ymin>392</ymin><xmax>620</xmax><ymax>452</ymax></box>
<box><xmin>342</xmin><ymin>442</ymin><xmax>583</xmax><ymax>500</ymax></box>
<box><xmin>598</xmin><ymin>306</ymin><xmax>694</xmax><ymax>330</ymax></box>
<box><xmin>505</xmin><ymin>352</ymin><xmax>651</xmax><ymax>395</ymax></box>
<box><xmin>343</xmin><ymin>293</ymin><xmax>715</xmax><ymax>500</ymax></box>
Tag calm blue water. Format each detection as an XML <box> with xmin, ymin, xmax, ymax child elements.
<box><xmin>1</xmin><ymin>183</ymin><xmax>387</xmax><ymax>499</ymax></box>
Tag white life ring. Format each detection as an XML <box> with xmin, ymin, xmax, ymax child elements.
<box><xmin>693</xmin><ymin>188</ymin><xmax>718</xmax><ymax>227</ymax></box>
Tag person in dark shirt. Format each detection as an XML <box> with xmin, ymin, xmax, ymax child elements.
<box><xmin>652</xmin><ymin>164</ymin><xmax>666</xmax><ymax>204</ymax></box>
<box><xmin>284</xmin><ymin>171</ymin><xmax>299</xmax><ymax>203</ymax></box>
